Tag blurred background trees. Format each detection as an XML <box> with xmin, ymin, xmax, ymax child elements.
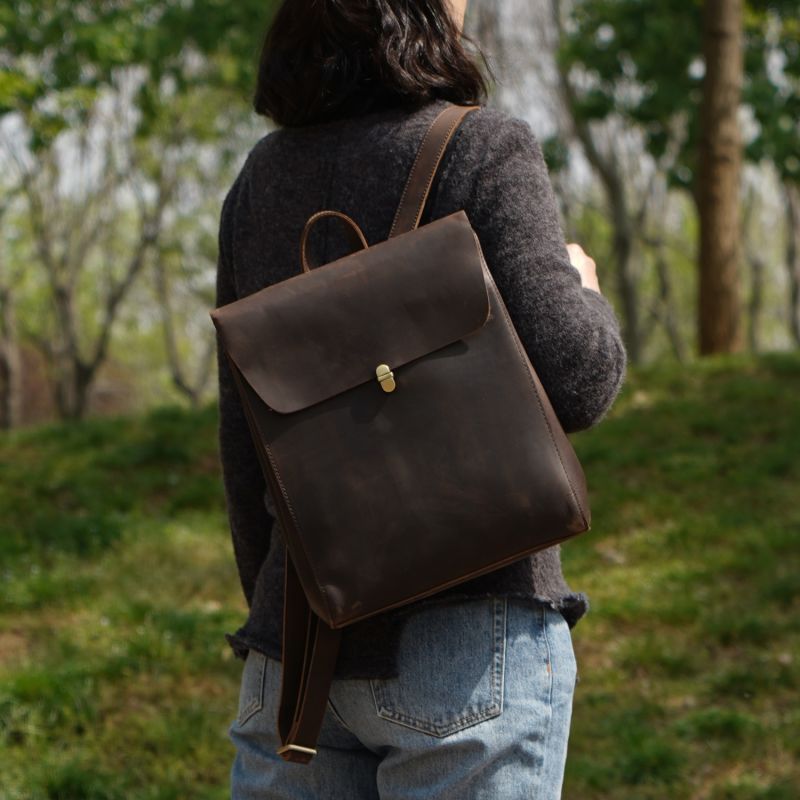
<box><xmin>469</xmin><ymin>0</ymin><xmax>798</xmax><ymax>362</ymax></box>
<box><xmin>0</xmin><ymin>0</ymin><xmax>798</xmax><ymax>427</ymax></box>
<box><xmin>0</xmin><ymin>0</ymin><xmax>272</xmax><ymax>424</ymax></box>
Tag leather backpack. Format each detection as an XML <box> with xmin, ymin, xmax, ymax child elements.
<box><xmin>210</xmin><ymin>103</ymin><xmax>591</xmax><ymax>764</ymax></box>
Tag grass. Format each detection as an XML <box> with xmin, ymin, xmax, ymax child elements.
<box><xmin>1</xmin><ymin>351</ymin><xmax>798</xmax><ymax>798</ymax></box>
<box><xmin>564</xmin><ymin>351</ymin><xmax>800</xmax><ymax>799</ymax></box>
<box><xmin>0</xmin><ymin>404</ymin><xmax>241</xmax><ymax>800</ymax></box>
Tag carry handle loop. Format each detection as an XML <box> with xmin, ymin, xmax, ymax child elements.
<box><xmin>300</xmin><ymin>210</ymin><xmax>369</xmax><ymax>273</ymax></box>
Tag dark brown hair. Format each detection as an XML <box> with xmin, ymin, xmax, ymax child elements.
<box><xmin>254</xmin><ymin>0</ymin><xmax>492</xmax><ymax>127</ymax></box>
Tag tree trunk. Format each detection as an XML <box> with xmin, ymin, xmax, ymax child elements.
<box><xmin>548</xmin><ymin>0</ymin><xmax>642</xmax><ymax>363</ymax></box>
<box><xmin>785</xmin><ymin>181</ymin><xmax>800</xmax><ymax>346</ymax></box>
<box><xmin>0</xmin><ymin>200</ymin><xmax>22</xmax><ymax>429</ymax></box>
<box><xmin>695</xmin><ymin>0</ymin><xmax>745</xmax><ymax>354</ymax></box>
<box><xmin>154</xmin><ymin>257</ymin><xmax>215</xmax><ymax>407</ymax></box>
<box><xmin>742</xmin><ymin>180</ymin><xmax>763</xmax><ymax>352</ymax></box>
<box><xmin>654</xmin><ymin>249</ymin><xmax>688</xmax><ymax>362</ymax></box>
<box><xmin>52</xmin><ymin>349</ymin><xmax>92</xmax><ymax>421</ymax></box>
<box><xmin>608</xmin><ymin>178</ymin><xmax>641</xmax><ymax>364</ymax></box>
<box><xmin>746</xmin><ymin>255</ymin><xmax>764</xmax><ymax>352</ymax></box>
<box><xmin>0</xmin><ymin>286</ymin><xmax>22</xmax><ymax>429</ymax></box>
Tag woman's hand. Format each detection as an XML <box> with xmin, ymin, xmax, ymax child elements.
<box><xmin>566</xmin><ymin>243</ymin><xmax>601</xmax><ymax>294</ymax></box>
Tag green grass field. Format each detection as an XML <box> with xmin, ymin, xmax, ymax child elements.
<box><xmin>1</xmin><ymin>351</ymin><xmax>798</xmax><ymax>799</ymax></box>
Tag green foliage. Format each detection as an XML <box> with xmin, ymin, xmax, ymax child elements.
<box><xmin>558</xmin><ymin>0</ymin><xmax>701</xmax><ymax>189</ymax></box>
<box><xmin>0</xmin><ymin>353</ymin><xmax>799</xmax><ymax>796</ymax></box>
<box><xmin>2</xmin><ymin>2</ymin><xmax>279</xmax><ymax>424</ymax></box>
<box><xmin>0</xmin><ymin>1</ymin><xmax>278</xmax><ymax>136</ymax></box>
<box><xmin>745</xmin><ymin>7</ymin><xmax>800</xmax><ymax>181</ymax></box>
<box><xmin>557</xmin><ymin>1</ymin><xmax>800</xmax><ymax>189</ymax></box>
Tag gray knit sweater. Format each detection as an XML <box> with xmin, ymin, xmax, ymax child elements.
<box><xmin>215</xmin><ymin>98</ymin><xmax>627</xmax><ymax>679</ymax></box>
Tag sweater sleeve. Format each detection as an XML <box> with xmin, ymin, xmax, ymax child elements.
<box><xmin>215</xmin><ymin>170</ymin><xmax>273</xmax><ymax>608</ymax></box>
<box><xmin>464</xmin><ymin>114</ymin><xmax>627</xmax><ymax>433</ymax></box>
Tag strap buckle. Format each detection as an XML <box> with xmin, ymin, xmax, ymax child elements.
<box><xmin>277</xmin><ymin>743</ymin><xmax>318</xmax><ymax>763</ymax></box>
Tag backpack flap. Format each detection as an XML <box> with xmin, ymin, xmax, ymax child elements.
<box><xmin>210</xmin><ymin>210</ymin><xmax>489</xmax><ymax>414</ymax></box>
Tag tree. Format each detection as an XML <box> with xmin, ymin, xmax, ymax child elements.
<box><xmin>697</xmin><ymin>0</ymin><xmax>745</xmax><ymax>354</ymax></box>
<box><xmin>7</xmin><ymin>95</ymin><xmax>173</xmax><ymax>419</ymax></box>
<box><xmin>744</xmin><ymin>8</ymin><xmax>800</xmax><ymax>344</ymax></box>
<box><xmin>0</xmin><ymin>199</ymin><xmax>22</xmax><ymax>429</ymax></box>
<box><xmin>546</xmin><ymin>0</ymin><xmax>799</xmax><ymax>356</ymax></box>
<box><xmin>787</xmin><ymin>183</ymin><xmax>800</xmax><ymax>344</ymax></box>
<box><xmin>470</xmin><ymin>0</ymin><xmax>706</xmax><ymax>363</ymax></box>
<box><xmin>0</xmin><ymin>0</ymin><xmax>276</xmax><ymax>421</ymax></box>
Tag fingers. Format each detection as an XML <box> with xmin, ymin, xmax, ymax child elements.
<box><xmin>565</xmin><ymin>243</ymin><xmax>601</xmax><ymax>294</ymax></box>
<box><xmin>565</xmin><ymin>243</ymin><xmax>595</xmax><ymax>270</ymax></box>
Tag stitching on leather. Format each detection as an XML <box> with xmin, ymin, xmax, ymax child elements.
<box><xmin>394</xmin><ymin>106</ymin><xmax>479</xmax><ymax>238</ymax></box>
<box><xmin>223</xmin><ymin>347</ymin><xmax>334</xmax><ymax>621</ymax></box>
<box><xmin>389</xmin><ymin>105</ymin><xmax>449</xmax><ymax>238</ymax></box>
<box><xmin>263</xmin><ymin>440</ymin><xmax>336</xmax><ymax>623</ymax></box>
<box><xmin>409</xmin><ymin>114</ymin><xmax>465</xmax><ymax>231</ymax></box>
<box><xmin>468</xmin><ymin>227</ymin><xmax>495</xmax><ymax>330</ymax></box>
<box><xmin>336</xmin><ymin>529</ymin><xmax>580</xmax><ymax>627</ymax></box>
<box><xmin>484</xmin><ymin>253</ymin><xmax>590</xmax><ymax>529</ymax></box>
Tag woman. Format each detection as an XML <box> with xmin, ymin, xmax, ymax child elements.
<box><xmin>215</xmin><ymin>1</ymin><xmax>627</xmax><ymax>797</ymax></box>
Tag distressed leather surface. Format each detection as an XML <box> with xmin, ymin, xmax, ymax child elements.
<box><xmin>212</xmin><ymin>210</ymin><xmax>489</xmax><ymax>414</ymax></box>
<box><xmin>214</xmin><ymin>215</ymin><xmax>590</xmax><ymax>628</ymax></box>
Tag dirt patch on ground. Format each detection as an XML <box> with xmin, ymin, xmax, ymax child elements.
<box><xmin>0</xmin><ymin>629</ymin><xmax>30</xmax><ymax>667</ymax></box>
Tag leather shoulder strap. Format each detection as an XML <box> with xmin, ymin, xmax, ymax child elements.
<box><xmin>276</xmin><ymin>550</ymin><xmax>342</xmax><ymax>764</ymax></box>
<box><xmin>388</xmin><ymin>103</ymin><xmax>480</xmax><ymax>239</ymax></box>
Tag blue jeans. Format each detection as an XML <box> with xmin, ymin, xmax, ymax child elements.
<box><xmin>229</xmin><ymin>596</ymin><xmax>578</xmax><ymax>799</ymax></box>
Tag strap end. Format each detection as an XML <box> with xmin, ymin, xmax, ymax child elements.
<box><xmin>277</xmin><ymin>743</ymin><xmax>318</xmax><ymax>764</ymax></box>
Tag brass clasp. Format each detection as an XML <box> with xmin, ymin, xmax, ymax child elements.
<box><xmin>376</xmin><ymin>364</ymin><xmax>396</xmax><ymax>393</ymax></box>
